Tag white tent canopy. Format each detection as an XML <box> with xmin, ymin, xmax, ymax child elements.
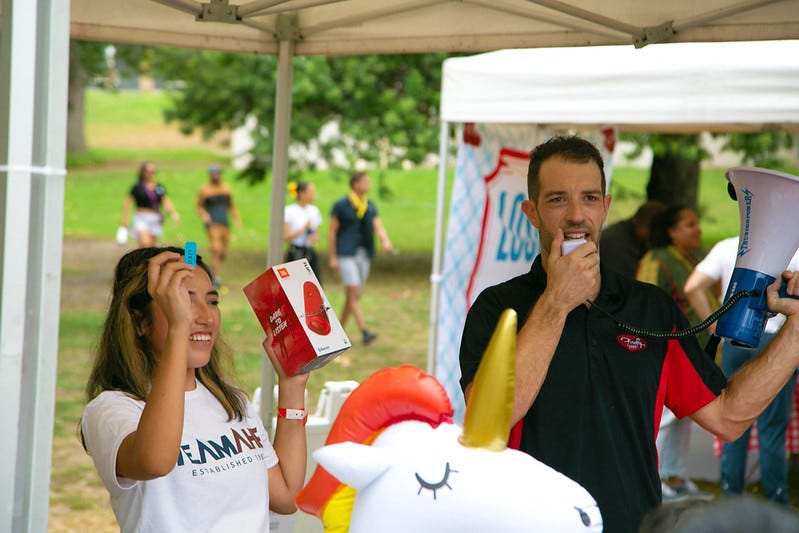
<box><xmin>3</xmin><ymin>1</ymin><xmax>799</xmax><ymax>531</ymax></box>
<box><xmin>441</xmin><ymin>40</ymin><xmax>799</xmax><ymax>130</ymax></box>
<box><xmin>67</xmin><ymin>0</ymin><xmax>799</xmax><ymax>54</ymax></box>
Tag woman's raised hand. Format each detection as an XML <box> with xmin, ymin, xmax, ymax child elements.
<box><xmin>147</xmin><ymin>251</ymin><xmax>195</xmax><ymax>328</ymax></box>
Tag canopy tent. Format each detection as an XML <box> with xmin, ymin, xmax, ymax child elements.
<box><xmin>67</xmin><ymin>0</ymin><xmax>799</xmax><ymax>53</ymax></box>
<box><xmin>430</xmin><ymin>40</ymin><xmax>799</xmax><ymax>420</ymax></box>
<box><xmin>440</xmin><ymin>40</ymin><xmax>799</xmax><ymax>130</ymax></box>
<box><xmin>3</xmin><ymin>1</ymin><xmax>799</xmax><ymax>530</ymax></box>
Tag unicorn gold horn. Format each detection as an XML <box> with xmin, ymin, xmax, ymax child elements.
<box><xmin>459</xmin><ymin>308</ymin><xmax>517</xmax><ymax>451</ymax></box>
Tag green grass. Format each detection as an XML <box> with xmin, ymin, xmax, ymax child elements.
<box><xmin>65</xmin><ymin>165</ymin><xmax>449</xmax><ymax>255</ymax></box>
<box><xmin>85</xmin><ymin>89</ymin><xmax>174</xmax><ymax>129</ymax></box>
<box><xmin>67</xmin><ymin>147</ymin><xmax>229</xmax><ymax>168</ymax></box>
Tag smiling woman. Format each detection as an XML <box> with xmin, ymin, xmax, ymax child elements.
<box><xmin>78</xmin><ymin>245</ymin><xmax>310</xmax><ymax>531</ymax></box>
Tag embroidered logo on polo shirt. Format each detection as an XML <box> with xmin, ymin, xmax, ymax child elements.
<box><xmin>617</xmin><ymin>334</ymin><xmax>647</xmax><ymax>352</ymax></box>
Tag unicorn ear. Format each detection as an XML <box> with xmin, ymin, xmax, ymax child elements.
<box><xmin>313</xmin><ymin>442</ymin><xmax>394</xmax><ymax>491</ymax></box>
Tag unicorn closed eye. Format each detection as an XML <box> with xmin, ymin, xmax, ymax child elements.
<box><xmin>296</xmin><ymin>309</ymin><xmax>603</xmax><ymax>532</ymax></box>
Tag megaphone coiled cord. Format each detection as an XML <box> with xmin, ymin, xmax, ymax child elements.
<box><xmin>586</xmin><ymin>290</ymin><xmax>758</xmax><ymax>339</ymax></box>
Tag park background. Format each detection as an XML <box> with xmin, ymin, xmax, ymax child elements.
<box><xmin>52</xmin><ymin>87</ymin><xmax>799</xmax><ymax>531</ymax></box>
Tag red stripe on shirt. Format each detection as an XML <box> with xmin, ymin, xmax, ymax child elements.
<box><xmin>659</xmin><ymin>337</ymin><xmax>719</xmax><ymax>422</ymax></box>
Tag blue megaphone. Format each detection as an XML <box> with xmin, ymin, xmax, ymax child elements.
<box><xmin>715</xmin><ymin>167</ymin><xmax>799</xmax><ymax>348</ymax></box>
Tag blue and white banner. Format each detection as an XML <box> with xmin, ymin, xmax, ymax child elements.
<box><xmin>465</xmin><ymin>147</ymin><xmax>539</xmax><ymax>306</ymax></box>
<box><xmin>434</xmin><ymin>123</ymin><xmax>616</xmax><ymax>422</ymax></box>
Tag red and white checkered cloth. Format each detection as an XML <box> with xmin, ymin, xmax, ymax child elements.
<box><xmin>712</xmin><ymin>373</ymin><xmax>799</xmax><ymax>456</ymax></box>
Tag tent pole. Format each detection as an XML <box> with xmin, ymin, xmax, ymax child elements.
<box><xmin>673</xmin><ymin>0</ymin><xmax>782</xmax><ymax>32</ymax></box>
<box><xmin>426</xmin><ymin>120</ymin><xmax>450</xmax><ymax>375</ymax></box>
<box><xmin>0</xmin><ymin>1</ymin><xmax>37</xmax><ymax>530</ymax></box>
<box><xmin>0</xmin><ymin>0</ymin><xmax>67</xmax><ymax>530</ymax></box>
<box><xmin>18</xmin><ymin>0</ymin><xmax>70</xmax><ymax>530</ymax></box>
<box><xmin>260</xmin><ymin>14</ymin><xmax>297</xmax><ymax>432</ymax></box>
<box><xmin>525</xmin><ymin>0</ymin><xmax>639</xmax><ymax>36</ymax></box>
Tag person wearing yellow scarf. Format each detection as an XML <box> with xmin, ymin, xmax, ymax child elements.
<box><xmin>329</xmin><ymin>171</ymin><xmax>394</xmax><ymax>345</ymax></box>
<box><xmin>348</xmin><ymin>190</ymin><xmax>369</xmax><ymax>219</ymax></box>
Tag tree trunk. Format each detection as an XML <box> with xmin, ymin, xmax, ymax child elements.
<box><xmin>67</xmin><ymin>42</ymin><xmax>88</xmax><ymax>154</ymax></box>
<box><xmin>646</xmin><ymin>154</ymin><xmax>700</xmax><ymax>209</ymax></box>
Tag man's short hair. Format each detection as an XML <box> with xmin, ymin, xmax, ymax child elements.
<box><xmin>526</xmin><ymin>135</ymin><xmax>606</xmax><ymax>202</ymax></box>
<box><xmin>639</xmin><ymin>496</ymin><xmax>799</xmax><ymax>533</ymax></box>
<box><xmin>350</xmin><ymin>171</ymin><xmax>367</xmax><ymax>189</ymax></box>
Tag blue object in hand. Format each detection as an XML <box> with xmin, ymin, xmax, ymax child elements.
<box><xmin>184</xmin><ymin>241</ymin><xmax>197</xmax><ymax>267</ymax></box>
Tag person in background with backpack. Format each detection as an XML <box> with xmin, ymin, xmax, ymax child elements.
<box><xmin>284</xmin><ymin>181</ymin><xmax>323</xmax><ymax>282</ymax></box>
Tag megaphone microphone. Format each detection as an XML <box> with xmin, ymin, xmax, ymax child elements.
<box><xmin>715</xmin><ymin>167</ymin><xmax>799</xmax><ymax>348</ymax></box>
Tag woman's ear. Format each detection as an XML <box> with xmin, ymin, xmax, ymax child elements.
<box><xmin>131</xmin><ymin>309</ymin><xmax>150</xmax><ymax>337</ymax></box>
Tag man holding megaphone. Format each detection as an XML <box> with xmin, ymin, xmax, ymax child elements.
<box><xmin>459</xmin><ymin>135</ymin><xmax>799</xmax><ymax>533</ymax></box>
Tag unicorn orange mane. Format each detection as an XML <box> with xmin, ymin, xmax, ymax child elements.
<box><xmin>295</xmin><ymin>365</ymin><xmax>453</xmax><ymax>530</ymax></box>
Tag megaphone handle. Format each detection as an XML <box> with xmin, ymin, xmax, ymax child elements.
<box><xmin>778</xmin><ymin>281</ymin><xmax>799</xmax><ymax>300</ymax></box>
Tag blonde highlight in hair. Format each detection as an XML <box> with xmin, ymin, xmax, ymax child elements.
<box><xmin>85</xmin><ymin>247</ymin><xmax>247</xmax><ymax>424</ymax></box>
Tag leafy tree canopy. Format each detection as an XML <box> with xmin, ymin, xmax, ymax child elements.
<box><xmin>719</xmin><ymin>131</ymin><xmax>794</xmax><ymax>170</ymax></box>
<box><xmin>151</xmin><ymin>48</ymin><xmax>447</xmax><ymax>185</ymax></box>
<box><xmin>620</xmin><ymin>133</ymin><xmax>709</xmax><ymax>162</ymax></box>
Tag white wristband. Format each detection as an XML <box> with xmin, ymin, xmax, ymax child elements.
<box><xmin>278</xmin><ymin>407</ymin><xmax>307</xmax><ymax>420</ymax></box>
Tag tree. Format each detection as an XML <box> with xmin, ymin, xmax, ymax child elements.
<box><xmin>622</xmin><ymin>131</ymin><xmax>795</xmax><ymax>209</ymax></box>
<box><xmin>622</xmin><ymin>133</ymin><xmax>708</xmax><ymax>209</ymax></box>
<box><xmin>68</xmin><ymin>40</ymin><xmax>147</xmax><ymax>154</ymax></box>
<box><xmin>719</xmin><ymin>131</ymin><xmax>794</xmax><ymax>170</ymax></box>
<box><xmin>152</xmin><ymin>49</ymin><xmax>447</xmax><ymax>187</ymax></box>
<box><xmin>67</xmin><ymin>41</ymin><xmax>107</xmax><ymax>153</ymax></box>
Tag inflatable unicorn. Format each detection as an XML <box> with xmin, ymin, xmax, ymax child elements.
<box><xmin>296</xmin><ymin>309</ymin><xmax>603</xmax><ymax>532</ymax></box>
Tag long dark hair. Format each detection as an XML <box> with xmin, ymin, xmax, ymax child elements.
<box><xmin>649</xmin><ymin>204</ymin><xmax>690</xmax><ymax>248</ymax></box>
<box><xmin>85</xmin><ymin>246</ymin><xmax>247</xmax><ymax>422</ymax></box>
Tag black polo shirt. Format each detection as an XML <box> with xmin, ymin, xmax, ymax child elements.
<box><xmin>330</xmin><ymin>197</ymin><xmax>378</xmax><ymax>257</ymax></box>
<box><xmin>459</xmin><ymin>255</ymin><xmax>726</xmax><ymax>533</ymax></box>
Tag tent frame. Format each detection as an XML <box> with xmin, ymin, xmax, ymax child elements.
<box><xmin>3</xmin><ymin>1</ymin><xmax>799</xmax><ymax>530</ymax></box>
<box><xmin>0</xmin><ymin>1</ymin><xmax>69</xmax><ymax>531</ymax></box>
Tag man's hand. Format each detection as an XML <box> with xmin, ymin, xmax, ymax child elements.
<box><xmin>767</xmin><ymin>270</ymin><xmax>799</xmax><ymax>318</ymax></box>
<box><xmin>542</xmin><ymin>229</ymin><xmax>601</xmax><ymax>314</ymax></box>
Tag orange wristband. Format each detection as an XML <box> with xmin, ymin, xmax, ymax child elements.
<box><xmin>277</xmin><ymin>407</ymin><xmax>308</xmax><ymax>425</ymax></box>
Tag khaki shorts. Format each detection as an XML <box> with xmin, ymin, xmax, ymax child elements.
<box><xmin>338</xmin><ymin>247</ymin><xmax>370</xmax><ymax>287</ymax></box>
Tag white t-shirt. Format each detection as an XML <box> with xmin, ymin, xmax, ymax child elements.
<box><xmin>695</xmin><ymin>237</ymin><xmax>799</xmax><ymax>334</ymax></box>
<box><xmin>81</xmin><ymin>380</ymin><xmax>278</xmax><ymax>532</ymax></box>
<box><xmin>284</xmin><ymin>203</ymin><xmax>322</xmax><ymax>247</ymax></box>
